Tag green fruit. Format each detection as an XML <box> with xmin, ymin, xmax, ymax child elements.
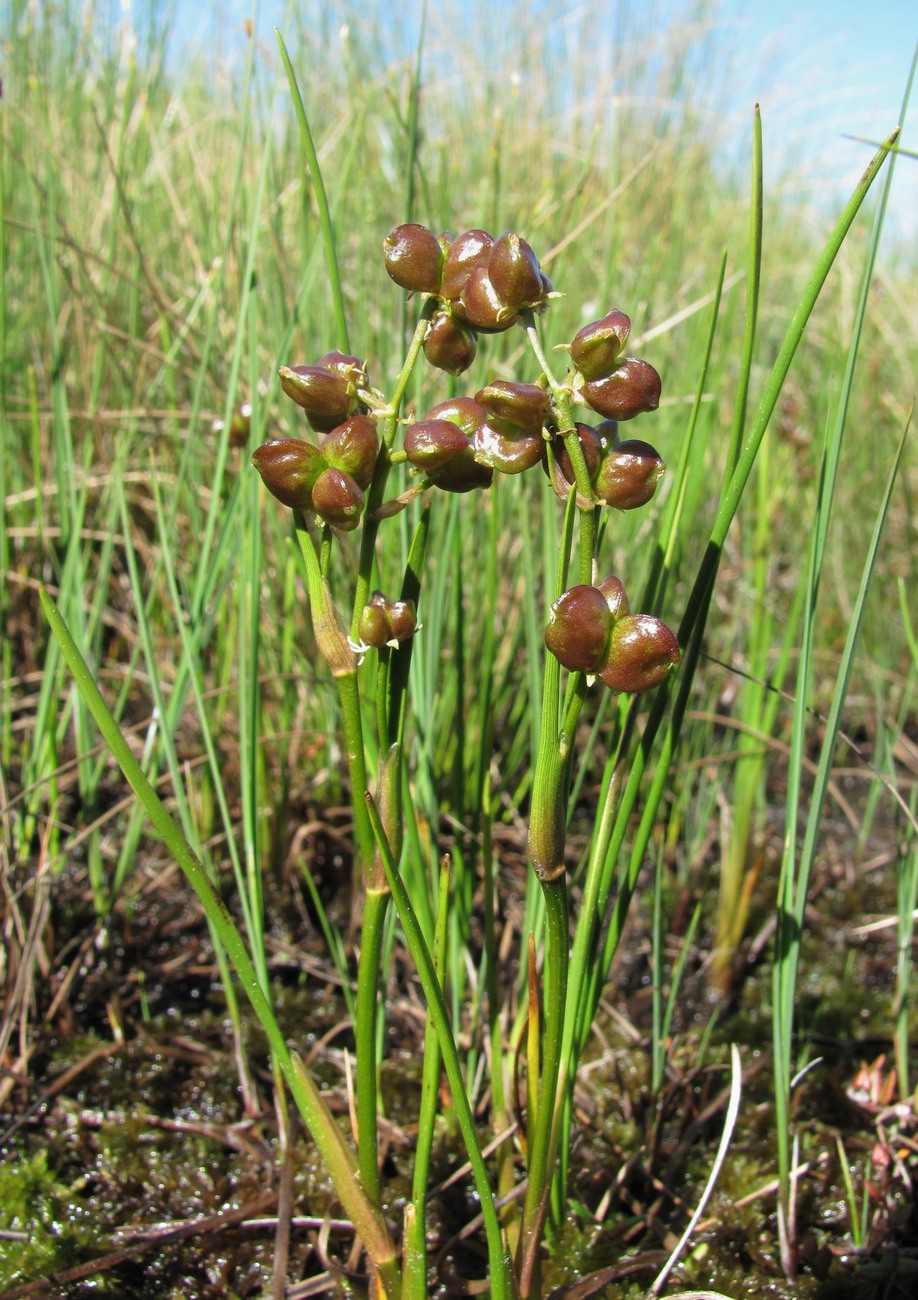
<box><xmin>358</xmin><ymin>591</ymin><xmax>418</xmax><ymax>648</ymax></box>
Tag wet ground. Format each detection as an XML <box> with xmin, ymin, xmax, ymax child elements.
<box><xmin>2</xmin><ymin>803</ymin><xmax>917</xmax><ymax>1299</ymax></box>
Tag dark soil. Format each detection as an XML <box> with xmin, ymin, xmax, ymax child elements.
<box><xmin>3</xmin><ymin>790</ymin><xmax>918</xmax><ymax>1299</ymax></box>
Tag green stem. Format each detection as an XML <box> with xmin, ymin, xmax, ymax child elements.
<box><xmin>351</xmin><ymin>304</ymin><xmax>435</xmax><ymax>637</ymax></box>
<box><xmin>521</xmin><ymin>310</ymin><xmax>595</xmax><ymax>581</ymax></box>
<box><xmin>40</xmin><ymin>586</ymin><xmax>401</xmax><ymax>1296</ymax></box>
<box><xmin>518</xmin><ymin>876</ymin><xmax>569</xmax><ymax>1297</ymax></box>
<box><xmin>514</xmin><ymin>322</ymin><xmax>590</xmax><ymax>1287</ymax></box>
<box><xmin>366</xmin><ymin>794</ymin><xmax>515</xmax><ymax>1300</ymax></box>
<box><xmin>355</xmin><ymin>886</ymin><xmax>389</xmax><ymax>1204</ymax></box>
<box><xmin>275</xmin><ymin>30</ymin><xmax>350</xmax><ymax>354</ymax></box>
<box><xmin>404</xmin><ymin>855</ymin><xmax>450</xmax><ymax>1300</ymax></box>
<box><xmin>292</xmin><ymin>517</ymin><xmax>387</xmax><ymax>1214</ymax></box>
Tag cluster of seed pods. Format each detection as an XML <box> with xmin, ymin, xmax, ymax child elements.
<box><xmin>251</xmin><ymin>223</ymin><xmax>679</xmax><ymax>693</ymax></box>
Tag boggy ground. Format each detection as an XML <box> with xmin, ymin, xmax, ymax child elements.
<box><xmin>2</xmin><ymin>791</ymin><xmax>918</xmax><ymax>1299</ymax></box>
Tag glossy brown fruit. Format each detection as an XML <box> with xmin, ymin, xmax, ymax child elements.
<box><xmin>321</xmin><ymin>414</ymin><xmax>379</xmax><ymax>490</ymax></box>
<box><xmin>278</xmin><ymin>363</ymin><xmax>355</xmax><ymax>432</ymax></box>
<box><xmin>251</xmin><ymin>438</ymin><xmax>322</xmax><ymax>510</ymax></box>
<box><xmin>456</xmin><ymin>266</ymin><xmax>518</xmax><ymax>332</ymax></box>
<box><xmin>599</xmin><ymin>615</ymin><xmax>680</xmax><ymax>693</ymax></box>
<box><xmin>487</xmin><ymin>231</ymin><xmax>545</xmax><ymax>310</ymax></box>
<box><xmin>570</xmin><ymin>311</ymin><xmax>631</xmax><ymax>381</ymax></box>
<box><xmin>383</xmin><ymin>223</ymin><xmax>445</xmax><ymax>293</ymax></box>
<box><xmin>472</xmin><ymin>419</ymin><xmax>544</xmax><ymax>474</ymax></box>
<box><xmin>593</xmin><ymin>439</ymin><xmax>665</xmax><ymax>509</ymax></box>
<box><xmin>311</xmin><ymin>466</ymin><xmax>365</xmax><ymax>531</ymax></box>
<box><xmin>422</xmin><ymin>311</ymin><xmax>478</xmax><ymax>375</ymax></box>
<box><xmin>583</xmin><ymin>357</ymin><xmax>662</xmax><ymax>421</ymax></box>
<box><xmin>476</xmin><ymin>380</ymin><xmax>550</xmax><ymax>434</ymax></box>
<box><xmin>404</xmin><ymin>419</ymin><xmax>493</xmax><ymax>492</ymax></box>
<box><xmin>439</xmin><ymin>229</ymin><xmax>494</xmax><ymax>301</ymax></box>
<box><xmin>544</xmin><ymin>585</ymin><xmax>613</xmax><ymax>673</ymax></box>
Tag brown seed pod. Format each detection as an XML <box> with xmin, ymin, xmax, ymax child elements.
<box><xmin>383</xmin><ymin>223</ymin><xmax>445</xmax><ymax>294</ymax></box>
<box><xmin>476</xmin><ymin>380</ymin><xmax>550</xmax><ymax>434</ymax></box>
<box><xmin>251</xmin><ymin>438</ymin><xmax>322</xmax><ymax>510</ymax></box>
<box><xmin>456</xmin><ymin>266</ymin><xmax>518</xmax><ymax>332</ymax></box>
<box><xmin>544</xmin><ymin>585</ymin><xmax>614</xmax><ymax>673</ymax></box>
<box><xmin>583</xmin><ymin>357</ymin><xmax>662</xmax><ymax>421</ymax></box>
<box><xmin>316</xmin><ymin>351</ymin><xmax>368</xmax><ymax>388</ymax></box>
<box><xmin>598</xmin><ymin>614</ymin><xmax>680</xmax><ymax>693</ymax></box>
<box><xmin>278</xmin><ymin>364</ymin><xmax>355</xmax><ymax>432</ymax></box>
<box><xmin>570</xmin><ymin>311</ymin><xmax>632</xmax><ymax>381</ymax></box>
<box><xmin>593</xmin><ymin>439</ymin><xmax>665</xmax><ymax>510</ymax></box>
<box><xmin>596</xmin><ymin>575</ymin><xmax>630</xmax><ymax>621</ymax></box>
<box><xmin>423</xmin><ymin>397</ymin><xmax>488</xmax><ymax>439</ymax></box>
<box><xmin>472</xmin><ymin>419</ymin><xmax>544</xmax><ymax>475</ymax></box>
<box><xmin>487</xmin><ymin>231</ymin><xmax>546</xmax><ymax>311</ymax></box>
<box><xmin>311</xmin><ymin>466</ymin><xmax>365</xmax><ymax>531</ymax></box>
<box><xmin>404</xmin><ymin>419</ymin><xmax>492</xmax><ymax>493</ymax></box>
<box><xmin>321</xmin><ymin>415</ymin><xmax>380</xmax><ymax>490</ymax></box>
<box><xmin>439</xmin><ymin>228</ymin><xmax>493</xmax><ymax>301</ymax></box>
<box><xmin>422</xmin><ymin>311</ymin><xmax>478</xmax><ymax>375</ymax></box>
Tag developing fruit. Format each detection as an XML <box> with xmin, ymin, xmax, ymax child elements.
<box><xmin>383</xmin><ymin>223</ymin><xmax>445</xmax><ymax>294</ymax></box>
<box><xmin>583</xmin><ymin>357</ymin><xmax>662</xmax><ymax>421</ymax></box>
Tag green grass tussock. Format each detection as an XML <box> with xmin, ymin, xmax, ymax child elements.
<box><xmin>2</xmin><ymin>0</ymin><xmax>917</xmax><ymax>1293</ymax></box>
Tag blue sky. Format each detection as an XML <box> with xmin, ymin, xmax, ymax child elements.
<box><xmin>156</xmin><ymin>0</ymin><xmax>916</xmax><ymax>243</ymax></box>
<box><xmin>716</xmin><ymin>0</ymin><xmax>917</xmax><ymax>241</ymax></box>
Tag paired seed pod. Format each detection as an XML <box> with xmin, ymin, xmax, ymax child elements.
<box><xmin>278</xmin><ymin>351</ymin><xmax>369</xmax><ymax>433</ymax></box>
<box><xmin>570</xmin><ymin>311</ymin><xmax>661</xmax><ymax>422</ymax></box>
<box><xmin>404</xmin><ymin>398</ymin><xmax>493</xmax><ymax>493</ymax></box>
<box><xmin>544</xmin><ymin>576</ymin><xmax>679</xmax><ymax>694</ymax></box>
<box><xmin>358</xmin><ymin>591</ymin><xmax>418</xmax><ymax>649</ymax></box>
<box><xmin>471</xmin><ymin>381</ymin><xmax>551</xmax><ymax>475</ymax></box>
<box><xmin>252</xmin><ymin>413</ymin><xmax>379</xmax><ymax>531</ymax></box>
<box><xmin>546</xmin><ymin>422</ymin><xmax>665</xmax><ymax>511</ymax></box>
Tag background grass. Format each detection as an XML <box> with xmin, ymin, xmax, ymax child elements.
<box><xmin>2</xmin><ymin>0</ymin><xmax>917</xmax><ymax>1293</ymax></box>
